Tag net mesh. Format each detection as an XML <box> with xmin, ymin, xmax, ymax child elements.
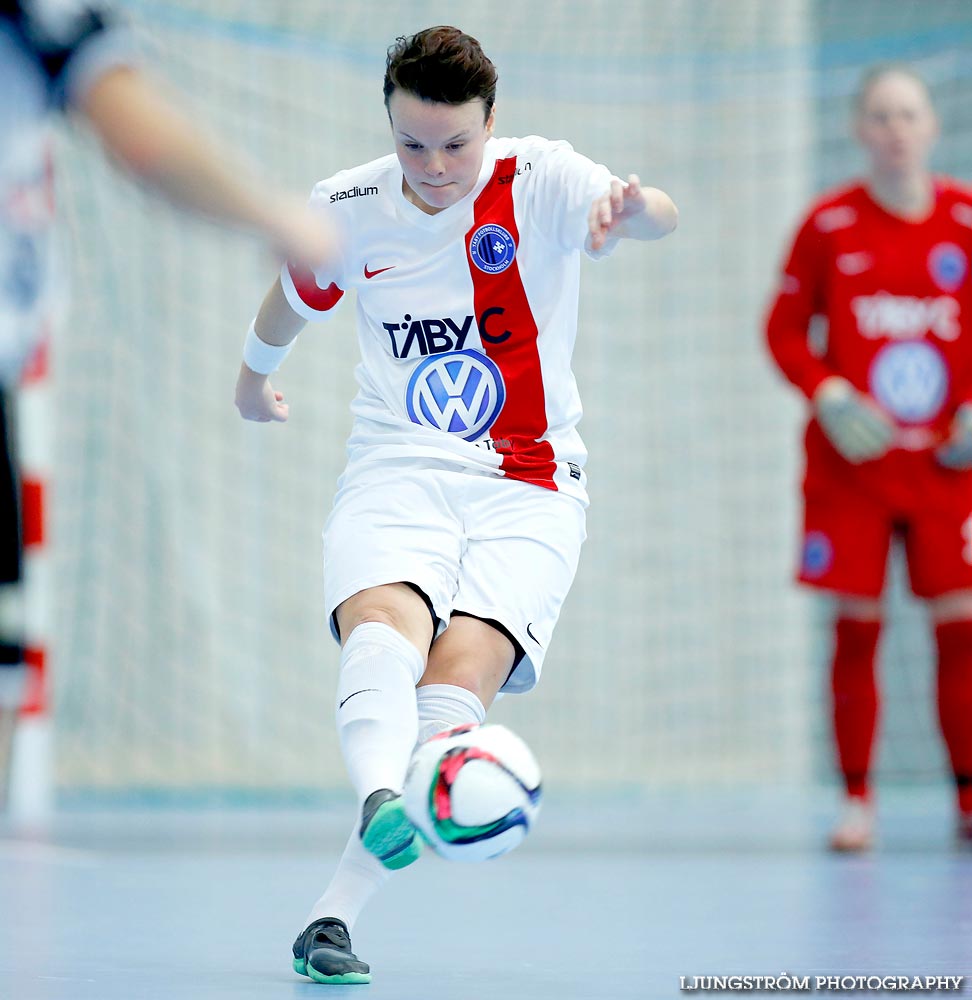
<box><xmin>49</xmin><ymin>0</ymin><xmax>972</xmax><ymax>796</ymax></box>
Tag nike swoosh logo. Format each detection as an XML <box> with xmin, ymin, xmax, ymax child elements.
<box><xmin>526</xmin><ymin>623</ymin><xmax>542</xmax><ymax>647</ymax></box>
<box><xmin>339</xmin><ymin>688</ymin><xmax>380</xmax><ymax>709</ymax></box>
<box><xmin>364</xmin><ymin>264</ymin><xmax>395</xmax><ymax>279</ymax></box>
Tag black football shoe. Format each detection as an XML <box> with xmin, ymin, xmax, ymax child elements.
<box><xmin>292</xmin><ymin>917</ymin><xmax>370</xmax><ymax>985</ymax></box>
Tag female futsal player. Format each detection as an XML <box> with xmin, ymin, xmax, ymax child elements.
<box><xmin>766</xmin><ymin>65</ymin><xmax>972</xmax><ymax>852</ymax></box>
<box><xmin>236</xmin><ymin>26</ymin><xmax>677</xmax><ymax>982</ymax></box>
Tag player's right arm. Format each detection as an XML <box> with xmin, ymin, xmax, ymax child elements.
<box><xmin>764</xmin><ymin>212</ymin><xmax>834</xmax><ymax>397</ymax></box>
<box><xmin>235</xmin><ymin>221</ymin><xmax>348</xmax><ymax>422</ymax></box>
<box><xmin>765</xmin><ymin>211</ymin><xmax>893</xmax><ymax>463</ymax></box>
<box><xmin>234</xmin><ymin>279</ymin><xmax>306</xmax><ymax>423</ymax></box>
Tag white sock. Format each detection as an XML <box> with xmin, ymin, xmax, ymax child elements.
<box><xmin>335</xmin><ymin>622</ymin><xmax>424</xmax><ymax>804</ymax></box>
<box><xmin>304</xmin><ymin>684</ymin><xmax>487</xmax><ymax>932</ymax></box>
<box><xmin>304</xmin><ymin>825</ymin><xmax>392</xmax><ymax>932</ymax></box>
<box><xmin>416</xmin><ymin>683</ymin><xmax>486</xmax><ymax>744</ymax></box>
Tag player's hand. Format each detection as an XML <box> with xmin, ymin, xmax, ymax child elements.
<box><xmin>936</xmin><ymin>403</ymin><xmax>972</xmax><ymax>469</ymax></box>
<box><xmin>235</xmin><ymin>364</ymin><xmax>289</xmax><ymax>423</ymax></box>
<box><xmin>813</xmin><ymin>376</ymin><xmax>895</xmax><ymax>464</ymax></box>
<box><xmin>587</xmin><ymin>174</ymin><xmax>677</xmax><ymax>249</ymax></box>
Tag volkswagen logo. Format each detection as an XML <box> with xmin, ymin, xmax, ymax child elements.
<box><xmin>405</xmin><ymin>351</ymin><xmax>506</xmax><ymax>441</ymax></box>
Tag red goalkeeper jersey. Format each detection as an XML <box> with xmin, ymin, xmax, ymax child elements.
<box><xmin>766</xmin><ymin>177</ymin><xmax>972</xmax><ymax>504</ymax></box>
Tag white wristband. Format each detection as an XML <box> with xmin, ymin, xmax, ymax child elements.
<box><xmin>242</xmin><ymin>322</ymin><xmax>296</xmax><ymax>375</ymax></box>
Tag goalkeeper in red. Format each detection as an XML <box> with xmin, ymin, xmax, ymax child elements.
<box><xmin>766</xmin><ymin>65</ymin><xmax>972</xmax><ymax>852</ymax></box>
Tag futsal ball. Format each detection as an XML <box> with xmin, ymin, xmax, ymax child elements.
<box><xmin>403</xmin><ymin>723</ymin><xmax>542</xmax><ymax>862</ymax></box>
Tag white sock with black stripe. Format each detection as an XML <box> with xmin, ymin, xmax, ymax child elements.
<box><xmin>335</xmin><ymin>622</ymin><xmax>424</xmax><ymax>804</ymax></box>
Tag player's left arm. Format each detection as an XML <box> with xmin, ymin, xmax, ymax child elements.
<box><xmin>937</xmin><ymin>252</ymin><xmax>972</xmax><ymax>470</ymax></box>
<box><xmin>587</xmin><ymin>174</ymin><xmax>678</xmax><ymax>252</ymax></box>
<box><xmin>936</xmin><ymin>403</ymin><xmax>972</xmax><ymax>469</ymax></box>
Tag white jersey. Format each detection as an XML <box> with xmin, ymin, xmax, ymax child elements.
<box><xmin>0</xmin><ymin>1</ymin><xmax>135</xmax><ymax>383</ymax></box>
<box><xmin>281</xmin><ymin>135</ymin><xmax>618</xmax><ymax>502</ymax></box>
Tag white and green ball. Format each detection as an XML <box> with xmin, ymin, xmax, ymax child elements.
<box><xmin>403</xmin><ymin>723</ymin><xmax>542</xmax><ymax>862</ymax></box>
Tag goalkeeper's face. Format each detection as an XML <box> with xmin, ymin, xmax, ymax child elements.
<box><xmin>389</xmin><ymin>89</ymin><xmax>494</xmax><ymax>215</ymax></box>
<box><xmin>855</xmin><ymin>71</ymin><xmax>938</xmax><ymax>178</ymax></box>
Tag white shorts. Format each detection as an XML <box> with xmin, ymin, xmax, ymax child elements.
<box><xmin>322</xmin><ymin>458</ymin><xmax>587</xmax><ymax>694</ymax></box>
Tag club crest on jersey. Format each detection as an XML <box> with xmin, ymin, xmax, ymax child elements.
<box><xmin>802</xmin><ymin>531</ymin><xmax>833</xmax><ymax>579</ymax></box>
<box><xmin>868</xmin><ymin>340</ymin><xmax>948</xmax><ymax>424</ymax></box>
<box><xmin>469</xmin><ymin>224</ymin><xmax>516</xmax><ymax>274</ymax></box>
<box><xmin>405</xmin><ymin>350</ymin><xmax>506</xmax><ymax>441</ymax></box>
<box><xmin>928</xmin><ymin>243</ymin><xmax>967</xmax><ymax>293</ymax></box>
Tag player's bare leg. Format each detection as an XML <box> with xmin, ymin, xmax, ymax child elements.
<box><xmin>929</xmin><ymin>590</ymin><xmax>972</xmax><ymax>847</ymax></box>
<box><xmin>828</xmin><ymin>594</ymin><xmax>882</xmax><ymax>853</ymax></box>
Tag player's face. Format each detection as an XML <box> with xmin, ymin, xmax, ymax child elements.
<box><xmin>389</xmin><ymin>90</ymin><xmax>494</xmax><ymax>215</ymax></box>
<box><xmin>855</xmin><ymin>73</ymin><xmax>938</xmax><ymax>177</ymax></box>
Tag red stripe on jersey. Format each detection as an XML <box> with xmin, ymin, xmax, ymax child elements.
<box><xmin>287</xmin><ymin>262</ymin><xmax>345</xmax><ymax>313</ymax></box>
<box><xmin>467</xmin><ymin>157</ymin><xmax>558</xmax><ymax>491</ymax></box>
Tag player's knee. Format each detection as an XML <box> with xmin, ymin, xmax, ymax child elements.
<box><xmin>834</xmin><ymin>594</ymin><xmax>883</xmax><ymax>621</ymax></box>
<box><xmin>335</xmin><ymin>584</ymin><xmax>433</xmax><ymax>651</ymax></box>
<box><xmin>342</xmin><ymin>604</ymin><xmax>401</xmax><ymax>635</ymax></box>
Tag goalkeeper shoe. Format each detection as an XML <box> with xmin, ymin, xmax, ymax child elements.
<box><xmin>292</xmin><ymin>917</ymin><xmax>370</xmax><ymax>985</ymax></box>
<box><xmin>828</xmin><ymin>796</ymin><xmax>875</xmax><ymax>853</ymax></box>
<box><xmin>360</xmin><ymin>788</ymin><xmax>423</xmax><ymax>870</ymax></box>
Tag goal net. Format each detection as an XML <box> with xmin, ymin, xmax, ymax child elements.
<box><xmin>47</xmin><ymin>0</ymin><xmax>972</xmax><ymax>798</ymax></box>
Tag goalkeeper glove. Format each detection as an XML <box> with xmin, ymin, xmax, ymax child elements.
<box><xmin>813</xmin><ymin>376</ymin><xmax>895</xmax><ymax>464</ymax></box>
<box><xmin>936</xmin><ymin>403</ymin><xmax>972</xmax><ymax>470</ymax></box>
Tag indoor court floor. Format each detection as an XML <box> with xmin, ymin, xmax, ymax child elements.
<box><xmin>1</xmin><ymin>789</ymin><xmax>969</xmax><ymax>1000</ymax></box>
